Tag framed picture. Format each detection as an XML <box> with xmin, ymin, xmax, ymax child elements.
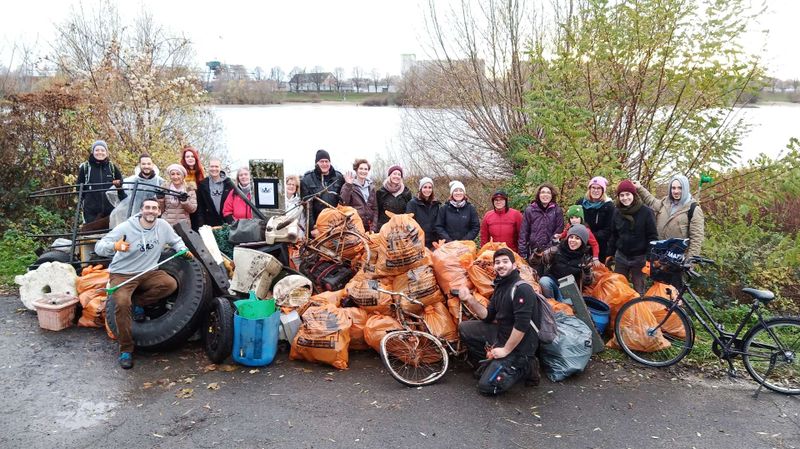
<box><xmin>253</xmin><ymin>178</ymin><xmax>279</xmax><ymax>209</ymax></box>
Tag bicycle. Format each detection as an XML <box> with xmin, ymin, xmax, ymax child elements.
<box><xmin>372</xmin><ymin>286</ymin><xmax>475</xmax><ymax>387</ymax></box>
<box><xmin>613</xmin><ymin>238</ymin><xmax>800</xmax><ymax>396</ymax></box>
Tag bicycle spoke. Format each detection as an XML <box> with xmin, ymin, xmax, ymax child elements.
<box><xmin>743</xmin><ymin>318</ymin><xmax>800</xmax><ymax>395</ymax></box>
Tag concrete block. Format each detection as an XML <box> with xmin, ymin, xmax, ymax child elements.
<box><xmin>14</xmin><ymin>262</ymin><xmax>79</xmax><ymax>311</ymax></box>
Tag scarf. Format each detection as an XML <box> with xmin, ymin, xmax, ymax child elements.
<box><xmin>354</xmin><ymin>177</ymin><xmax>371</xmax><ymax>202</ymax></box>
<box><xmin>238</xmin><ymin>183</ymin><xmax>252</xmax><ymax>197</ymax></box>
<box><xmin>580</xmin><ymin>197</ymin><xmax>607</xmax><ymax>210</ymax></box>
<box><xmin>449</xmin><ymin>199</ymin><xmax>466</xmax><ymax>208</ymax></box>
<box><xmin>536</xmin><ymin>200</ymin><xmax>553</xmax><ymax>211</ymax></box>
<box><xmin>383</xmin><ymin>177</ymin><xmax>405</xmax><ymax>197</ymax></box>
<box><xmin>615</xmin><ymin>195</ymin><xmax>643</xmax><ymax>229</ymax></box>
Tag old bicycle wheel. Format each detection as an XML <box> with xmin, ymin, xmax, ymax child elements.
<box><xmin>614</xmin><ymin>296</ymin><xmax>694</xmax><ymax>367</ymax></box>
<box><xmin>742</xmin><ymin>317</ymin><xmax>800</xmax><ymax>395</ymax></box>
<box><xmin>380</xmin><ymin>330</ymin><xmax>449</xmax><ymax>387</ymax></box>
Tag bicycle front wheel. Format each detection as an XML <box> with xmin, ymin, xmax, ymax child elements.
<box><xmin>742</xmin><ymin>317</ymin><xmax>800</xmax><ymax>395</ymax></box>
<box><xmin>380</xmin><ymin>330</ymin><xmax>449</xmax><ymax>387</ymax></box>
<box><xmin>614</xmin><ymin>296</ymin><xmax>694</xmax><ymax>367</ymax></box>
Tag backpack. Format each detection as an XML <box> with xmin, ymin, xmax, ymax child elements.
<box><xmin>687</xmin><ymin>202</ymin><xmax>697</xmax><ymax>224</ymax></box>
<box><xmin>510</xmin><ymin>280</ymin><xmax>557</xmax><ymax>344</ymax></box>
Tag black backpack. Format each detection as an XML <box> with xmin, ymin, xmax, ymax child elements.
<box><xmin>510</xmin><ymin>280</ymin><xmax>558</xmax><ymax>344</ymax></box>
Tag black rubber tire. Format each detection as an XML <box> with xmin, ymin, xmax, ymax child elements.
<box><xmin>614</xmin><ymin>296</ymin><xmax>694</xmax><ymax>368</ymax></box>
<box><xmin>29</xmin><ymin>250</ymin><xmax>80</xmax><ymax>273</ymax></box>
<box><xmin>742</xmin><ymin>317</ymin><xmax>800</xmax><ymax>395</ymax></box>
<box><xmin>106</xmin><ymin>250</ymin><xmax>211</xmax><ymax>351</ymax></box>
<box><xmin>202</xmin><ymin>296</ymin><xmax>234</xmax><ymax>364</ymax></box>
<box><xmin>380</xmin><ymin>330</ymin><xmax>449</xmax><ymax>387</ymax></box>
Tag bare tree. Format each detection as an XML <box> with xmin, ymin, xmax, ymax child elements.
<box><xmin>333</xmin><ymin>67</ymin><xmax>345</xmax><ymax>91</ymax></box>
<box><xmin>352</xmin><ymin>66</ymin><xmax>364</xmax><ymax>93</ymax></box>
<box><xmin>309</xmin><ymin>65</ymin><xmax>327</xmax><ymax>92</ymax></box>
<box><xmin>371</xmin><ymin>68</ymin><xmax>380</xmax><ymax>92</ymax></box>
<box><xmin>253</xmin><ymin>66</ymin><xmax>264</xmax><ymax>80</ymax></box>
<box><xmin>289</xmin><ymin>66</ymin><xmax>305</xmax><ymax>92</ymax></box>
<box><xmin>269</xmin><ymin>66</ymin><xmax>285</xmax><ymax>87</ymax></box>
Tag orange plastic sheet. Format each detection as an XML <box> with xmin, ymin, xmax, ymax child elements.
<box><xmin>345</xmin><ymin>273</ymin><xmax>393</xmax><ymax>314</ymax></box>
<box><xmin>584</xmin><ymin>265</ymin><xmax>639</xmax><ymax>327</ymax></box>
<box><xmin>422</xmin><ymin>302</ymin><xmax>458</xmax><ymax>341</ymax></box>
<box><xmin>374</xmin><ymin>212</ymin><xmax>430</xmax><ymax>277</ymax></box>
<box><xmin>363</xmin><ymin>313</ymin><xmax>403</xmax><ymax>352</ymax></box>
<box><xmin>341</xmin><ymin>307</ymin><xmax>369</xmax><ymax>350</ymax></box>
<box><xmin>431</xmin><ymin>240</ymin><xmax>477</xmax><ymax>296</ymax></box>
<box><xmin>290</xmin><ymin>303</ymin><xmax>352</xmax><ymax>369</ymax></box>
<box><xmin>607</xmin><ymin>301</ymin><xmax>671</xmax><ymax>352</ymax></box>
<box><xmin>392</xmin><ymin>264</ymin><xmax>445</xmax><ymax>314</ymax></box>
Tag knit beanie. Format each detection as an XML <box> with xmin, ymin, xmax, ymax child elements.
<box><xmin>449</xmin><ymin>180</ymin><xmax>465</xmax><ymax>195</ymax></box>
<box><xmin>492</xmin><ymin>189</ymin><xmax>508</xmax><ymax>201</ymax></box>
<box><xmin>166</xmin><ymin>163</ymin><xmax>187</xmax><ymax>177</ymax></box>
<box><xmin>567</xmin><ymin>223</ymin><xmax>589</xmax><ymax>246</ymax></box>
<box><xmin>91</xmin><ymin>140</ymin><xmax>108</xmax><ymax>153</ymax></box>
<box><xmin>315</xmin><ymin>149</ymin><xmax>331</xmax><ymax>163</ymax></box>
<box><xmin>617</xmin><ymin>180</ymin><xmax>637</xmax><ymax>196</ymax></box>
<box><xmin>418</xmin><ymin>177</ymin><xmax>433</xmax><ymax>191</ymax></box>
<box><xmin>387</xmin><ymin>165</ymin><xmax>403</xmax><ymax>177</ymax></box>
<box><xmin>566</xmin><ymin>204</ymin><xmax>585</xmax><ymax>221</ymax></box>
<box><xmin>588</xmin><ymin>176</ymin><xmax>608</xmax><ymax>192</ymax></box>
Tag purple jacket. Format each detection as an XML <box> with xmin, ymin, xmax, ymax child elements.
<box><xmin>518</xmin><ymin>202</ymin><xmax>564</xmax><ymax>259</ymax></box>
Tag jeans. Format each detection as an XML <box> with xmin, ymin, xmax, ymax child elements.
<box><xmin>539</xmin><ymin>276</ymin><xmax>564</xmax><ymax>303</ymax></box>
<box><xmin>614</xmin><ymin>251</ymin><xmax>647</xmax><ymax>294</ymax></box>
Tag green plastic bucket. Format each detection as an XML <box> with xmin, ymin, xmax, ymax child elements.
<box><xmin>234</xmin><ymin>291</ymin><xmax>276</xmax><ymax>319</ymax></box>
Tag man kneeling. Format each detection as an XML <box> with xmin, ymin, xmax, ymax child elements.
<box><xmin>457</xmin><ymin>248</ymin><xmax>541</xmax><ymax>395</ymax></box>
<box><xmin>95</xmin><ymin>197</ymin><xmax>190</xmax><ymax>369</ymax></box>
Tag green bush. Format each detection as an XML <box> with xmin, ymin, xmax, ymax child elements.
<box><xmin>0</xmin><ymin>229</ymin><xmax>37</xmax><ymax>286</ymax></box>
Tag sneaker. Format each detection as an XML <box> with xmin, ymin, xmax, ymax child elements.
<box><xmin>133</xmin><ymin>306</ymin><xmax>146</xmax><ymax>322</ymax></box>
<box><xmin>118</xmin><ymin>352</ymin><xmax>134</xmax><ymax>369</ymax></box>
<box><xmin>525</xmin><ymin>356</ymin><xmax>540</xmax><ymax>387</ymax></box>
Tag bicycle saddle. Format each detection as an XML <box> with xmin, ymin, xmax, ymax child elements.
<box><xmin>742</xmin><ymin>288</ymin><xmax>775</xmax><ymax>302</ymax></box>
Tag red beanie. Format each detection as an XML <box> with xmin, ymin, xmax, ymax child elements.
<box><xmin>617</xmin><ymin>180</ymin><xmax>637</xmax><ymax>196</ymax></box>
<box><xmin>387</xmin><ymin>165</ymin><xmax>403</xmax><ymax>177</ymax></box>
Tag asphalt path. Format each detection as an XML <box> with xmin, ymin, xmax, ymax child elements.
<box><xmin>0</xmin><ymin>295</ymin><xmax>798</xmax><ymax>449</ymax></box>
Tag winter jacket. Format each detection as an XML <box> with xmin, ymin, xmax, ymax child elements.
<box><xmin>608</xmin><ymin>204</ymin><xmax>658</xmax><ymax>258</ymax></box>
<box><xmin>558</xmin><ymin>224</ymin><xmax>600</xmax><ymax>259</ymax></box>
<box><xmin>484</xmin><ymin>269</ymin><xmax>538</xmax><ymax>357</ymax></box>
<box><xmin>530</xmin><ymin>241</ymin><xmax>593</xmax><ymax>287</ymax></box>
<box><xmin>518</xmin><ymin>202</ymin><xmax>564</xmax><ymax>259</ymax></box>
<box><xmin>95</xmin><ymin>214</ymin><xmax>187</xmax><ymax>275</ymax></box>
<box><xmin>340</xmin><ymin>179</ymin><xmax>378</xmax><ymax>231</ymax></box>
<box><xmin>197</xmin><ymin>174</ymin><xmax>235</xmax><ymax>227</ymax></box>
<box><xmin>576</xmin><ymin>198</ymin><xmax>615</xmax><ymax>261</ymax></box>
<box><xmin>480</xmin><ymin>208</ymin><xmax>523</xmax><ymax>253</ymax></box>
<box><xmin>435</xmin><ymin>201</ymin><xmax>480</xmax><ymax>242</ymax></box>
<box><xmin>157</xmin><ymin>183</ymin><xmax>197</xmax><ymax>226</ymax></box>
<box><xmin>375</xmin><ymin>186</ymin><xmax>412</xmax><ymax>232</ymax></box>
<box><xmin>405</xmin><ymin>197</ymin><xmax>441</xmax><ymax>248</ymax></box>
<box><xmin>122</xmin><ymin>168</ymin><xmax>164</xmax><ymax>216</ymax></box>
<box><xmin>638</xmin><ymin>185</ymin><xmax>705</xmax><ymax>258</ymax></box>
<box><xmin>77</xmin><ymin>154</ymin><xmax>125</xmax><ymax>224</ymax></box>
<box><xmin>300</xmin><ymin>166</ymin><xmax>345</xmax><ymax>231</ymax></box>
<box><xmin>222</xmin><ymin>189</ymin><xmax>253</xmax><ymax>223</ymax></box>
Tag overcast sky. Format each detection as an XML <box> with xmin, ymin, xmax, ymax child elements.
<box><xmin>1</xmin><ymin>0</ymin><xmax>798</xmax><ymax>79</ymax></box>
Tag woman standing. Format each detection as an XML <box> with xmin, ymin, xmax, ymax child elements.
<box><xmin>222</xmin><ymin>166</ymin><xmax>255</xmax><ymax>223</ymax></box>
<box><xmin>518</xmin><ymin>183</ymin><xmax>564</xmax><ymax>262</ymax></box>
<box><xmin>285</xmin><ymin>174</ymin><xmax>306</xmax><ymax>235</ymax></box>
<box><xmin>435</xmin><ymin>181</ymin><xmax>480</xmax><ymax>242</ymax></box>
<box><xmin>339</xmin><ymin>159</ymin><xmax>378</xmax><ymax>231</ymax></box>
<box><xmin>158</xmin><ymin>164</ymin><xmax>197</xmax><ymax>226</ymax></box>
<box><xmin>77</xmin><ymin>140</ymin><xmax>125</xmax><ymax>224</ymax></box>
<box><xmin>635</xmin><ymin>175</ymin><xmax>705</xmax><ymax>258</ymax></box>
<box><xmin>405</xmin><ymin>177</ymin><xmax>441</xmax><ymax>248</ymax></box>
<box><xmin>180</xmin><ymin>146</ymin><xmax>206</xmax><ymax>185</ymax></box>
<box><xmin>480</xmin><ymin>189</ymin><xmax>523</xmax><ymax>253</ymax></box>
<box><xmin>576</xmin><ymin>176</ymin><xmax>615</xmax><ymax>263</ymax></box>
<box><xmin>374</xmin><ymin>164</ymin><xmax>412</xmax><ymax>232</ymax></box>
<box><xmin>608</xmin><ymin>180</ymin><xmax>658</xmax><ymax>294</ymax></box>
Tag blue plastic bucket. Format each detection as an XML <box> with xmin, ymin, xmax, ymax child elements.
<box><xmin>232</xmin><ymin>310</ymin><xmax>280</xmax><ymax>367</ymax></box>
<box><xmin>583</xmin><ymin>296</ymin><xmax>610</xmax><ymax>335</ymax></box>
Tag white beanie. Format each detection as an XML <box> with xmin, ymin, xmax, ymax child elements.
<box><xmin>418</xmin><ymin>177</ymin><xmax>433</xmax><ymax>191</ymax></box>
<box><xmin>449</xmin><ymin>180</ymin><xmax>465</xmax><ymax>195</ymax></box>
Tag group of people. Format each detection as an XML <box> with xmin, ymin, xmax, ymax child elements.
<box><xmin>78</xmin><ymin>140</ymin><xmax>257</xmax><ymax>230</ymax></box>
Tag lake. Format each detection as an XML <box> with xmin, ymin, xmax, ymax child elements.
<box><xmin>213</xmin><ymin>102</ymin><xmax>799</xmax><ymax>178</ymax></box>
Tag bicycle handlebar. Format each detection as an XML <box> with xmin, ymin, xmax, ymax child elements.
<box><xmin>373</xmin><ymin>287</ymin><xmax>425</xmax><ymax>307</ymax></box>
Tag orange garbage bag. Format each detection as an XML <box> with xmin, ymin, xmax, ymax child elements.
<box><xmin>345</xmin><ymin>273</ymin><xmax>393</xmax><ymax>314</ymax></box>
<box><xmin>432</xmin><ymin>240</ymin><xmax>477</xmax><ymax>296</ymax></box>
<box><xmin>375</xmin><ymin>212</ymin><xmax>430</xmax><ymax>277</ymax></box>
<box><xmin>585</xmin><ymin>265</ymin><xmax>639</xmax><ymax>327</ymax></box>
<box><xmin>607</xmin><ymin>301</ymin><xmax>671</xmax><ymax>352</ymax></box>
<box><xmin>447</xmin><ymin>292</ymin><xmax>489</xmax><ymax>322</ymax></box>
<box><xmin>78</xmin><ymin>289</ymin><xmax>107</xmax><ymax>328</ymax></box>
<box><xmin>314</xmin><ymin>206</ymin><xmax>366</xmax><ymax>260</ymax></box>
<box><xmin>392</xmin><ymin>264</ymin><xmax>445</xmax><ymax>314</ymax></box>
<box><xmin>363</xmin><ymin>313</ymin><xmax>403</xmax><ymax>352</ymax></box>
<box><xmin>290</xmin><ymin>303</ymin><xmax>351</xmax><ymax>369</ymax></box>
<box><xmin>466</xmin><ymin>250</ymin><xmax>496</xmax><ymax>297</ymax></box>
<box><xmin>341</xmin><ymin>307</ymin><xmax>369</xmax><ymax>350</ymax></box>
<box><xmin>644</xmin><ymin>282</ymin><xmax>685</xmax><ymax>338</ymax></box>
<box><xmin>548</xmin><ymin>298</ymin><xmax>574</xmax><ymax>316</ymax></box>
<box><xmin>297</xmin><ymin>289</ymin><xmax>347</xmax><ymax>316</ymax></box>
<box><xmin>423</xmin><ymin>302</ymin><xmax>458</xmax><ymax>341</ymax></box>
<box><xmin>76</xmin><ymin>266</ymin><xmax>109</xmax><ymax>294</ymax></box>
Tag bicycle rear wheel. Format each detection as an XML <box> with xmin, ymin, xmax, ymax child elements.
<box><xmin>742</xmin><ymin>317</ymin><xmax>800</xmax><ymax>395</ymax></box>
<box><xmin>614</xmin><ymin>296</ymin><xmax>694</xmax><ymax>367</ymax></box>
<box><xmin>380</xmin><ymin>330</ymin><xmax>449</xmax><ymax>387</ymax></box>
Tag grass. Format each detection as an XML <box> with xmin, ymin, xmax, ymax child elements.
<box><xmin>282</xmin><ymin>91</ymin><xmax>392</xmax><ymax>104</ymax></box>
